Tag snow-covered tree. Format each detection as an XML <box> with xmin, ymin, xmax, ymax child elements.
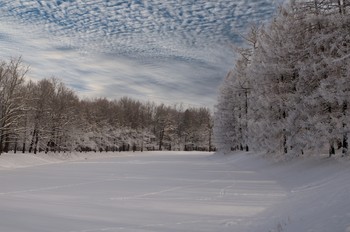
<box><xmin>214</xmin><ymin>71</ymin><xmax>241</xmax><ymax>152</ymax></box>
<box><xmin>0</xmin><ymin>58</ymin><xmax>28</xmax><ymax>154</ymax></box>
<box><xmin>0</xmin><ymin>57</ymin><xmax>213</xmax><ymax>154</ymax></box>
<box><xmin>215</xmin><ymin>0</ymin><xmax>350</xmax><ymax>159</ymax></box>
<box><xmin>214</xmin><ymin>26</ymin><xmax>259</xmax><ymax>153</ymax></box>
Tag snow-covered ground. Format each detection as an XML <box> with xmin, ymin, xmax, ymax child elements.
<box><xmin>0</xmin><ymin>151</ymin><xmax>349</xmax><ymax>232</ymax></box>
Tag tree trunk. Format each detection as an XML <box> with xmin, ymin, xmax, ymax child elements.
<box><xmin>159</xmin><ymin>130</ymin><xmax>164</xmax><ymax>151</ymax></box>
<box><xmin>34</xmin><ymin>130</ymin><xmax>39</xmax><ymax>154</ymax></box>
<box><xmin>342</xmin><ymin>132</ymin><xmax>348</xmax><ymax>156</ymax></box>
<box><xmin>329</xmin><ymin>141</ymin><xmax>335</xmax><ymax>157</ymax></box>
<box><xmin>58</xmin><ymin>136</ymin><xmax>62</xmax><ymax>153</ymax></box>
<box><xmin>22</xmin><ymin>141</ymin><xmax>26</xmax><ymax>153</ymax></box>
<box><xmin>283</xmin><ymin>129</ymin><xmax>288</xmax><ymax>154</ymax></box>
<box><xmin>4</xmin><ymin>134</ymin><xmax>10</xmax><ymax>153</ymax></box>
<box><xmin>29</xmin><ymin>129</ymin><xmax>36</xmax><ymax>153</ymax></box>
<box><xmin>14</xmin><ymin>137</ymin><xmax>18</xmax><ymax>154</ymax></box>
<box><xmin>343</xmin><ymin>101</ymin><xmax>348</xmax><ymax>156</ymax></box>
<box><xmin>208</xmin><ymin>128</ymin><xmax>212</xmax><ymax>152</ymax></box>
<box><xmin>0</xmin><ymin>133</ymin><xmax>3</xmax><ymax>155</ymax></box>
<box><xmin>338</xmin><ymin>0</ymin><xmax>343</xmax><ymax>14</ymax></box>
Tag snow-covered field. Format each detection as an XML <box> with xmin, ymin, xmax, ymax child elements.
<box><xmin>0</xmin><ymin>151</ymin><xmax>349</xmax><ymax>232</ymax></box>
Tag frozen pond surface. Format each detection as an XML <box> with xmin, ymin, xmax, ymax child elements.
<box><xmin>0</xmin><ymin>152</ymin><xmax>287</xmax><ymax>232</ymax></box>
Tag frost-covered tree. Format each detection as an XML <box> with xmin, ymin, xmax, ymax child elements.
<box><xmin>214</xmin><ymin>26</ymin><xmax>258</xmax><ymax>153</ymax></box>
<box><xmin>248</xmin><ymin>4</ymin><xmax>309</xmax><ymax>158</ymax></box>
<box><xmin>27</xmin><ymin>78</ymin><xmax>57</xmax><ymax>154</ymax></box>
<box><xmin>0</xmin><ymin>58</ymin><xmax>28</xmax><ymax>154</ymax></box>
<box><xmin>215</xmin><ymin>0</ymin><xmax>350</xmax><ymax>159</ymax></box>
<box><xmin>214</xmin><ymin>71</ymin><xmax>241</xmax><ymax>152</ymax></box>
<box><xmin>294</xmin><ymin>0</ymin><xmax>350</xmax><ymax>156</ymax></box>
<box><xmin>48</xmin><ymin>81</ymin><xmax>80</xmax><ymax>152</ymax></box>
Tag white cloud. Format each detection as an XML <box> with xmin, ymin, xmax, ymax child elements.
<box><xmin>0</xmin><ymin>0</ymin><xmax>281</xmax><ymax>107</ymax></box>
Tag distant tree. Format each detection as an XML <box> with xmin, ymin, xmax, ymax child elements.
<box><xmin>154</xmin><ymin>104</ymin><xmax>173</xmax><ymax>150</ymax></box>
<box><xmin>0</xmin><ymin>57</ymin><xmax>213</xmax><ymax>154</ymax></box>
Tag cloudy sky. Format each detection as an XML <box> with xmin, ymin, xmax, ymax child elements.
<box><xmin>0</xmin><ymin>0</ymin><xmax>281</xmax><ymax>108</ymax></box>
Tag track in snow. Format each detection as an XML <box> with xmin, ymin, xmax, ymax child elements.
<box><xmin>0</xmin><ymin>152</ymin><xmax>287</xmax><ymax>232</ymax></box>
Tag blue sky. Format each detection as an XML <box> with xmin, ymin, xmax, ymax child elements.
<box><xmin>0</xmin><ymin>0</ymin><xmax>281</xmax><ymax>108</ymax></box>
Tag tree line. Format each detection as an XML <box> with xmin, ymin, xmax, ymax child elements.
<box><xmin>214</xmin><ymin>0</ymin><xmax>350</xmax><ymax>159</ymax></box>
<box><xmin>0</xmin><ymin>58</ymin><xmax>213</xmax><ymax>155</ymax></box>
